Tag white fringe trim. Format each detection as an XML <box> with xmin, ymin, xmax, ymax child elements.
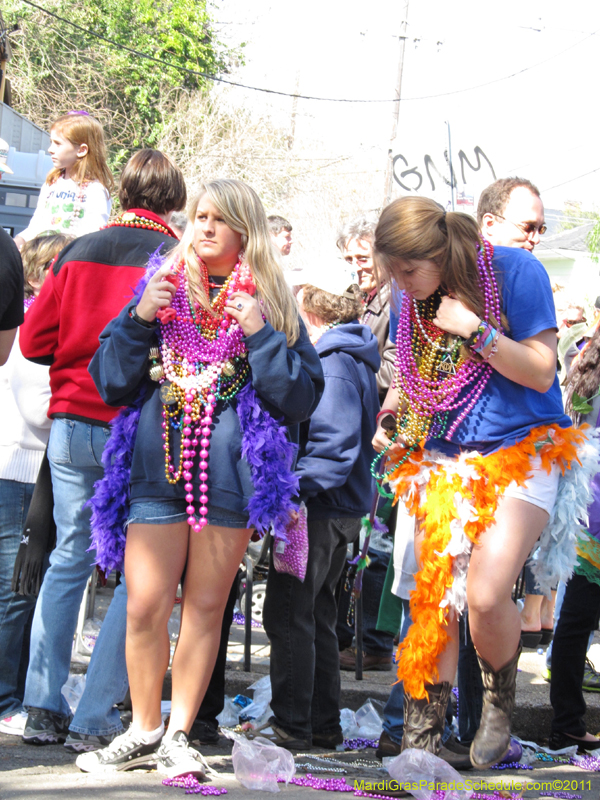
<box><xmin>531</xmin><ymin>426</ymin><xmax>600</xmax><ymax>596</ymax></box>
<box><xmin>388</xmin><ymin>427</ymin><xmax>600</xmax><ymax>614</ymax></box>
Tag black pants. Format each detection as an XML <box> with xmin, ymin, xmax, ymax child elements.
<box><xmin>264</xmin><ymin>516</ymin><xmax>361</xmax><ymax>740</ymax></box>
<box><xmin>550</xmin><ymin>572</ymin><xmax>600</xmax><ymax>737</ymax></box>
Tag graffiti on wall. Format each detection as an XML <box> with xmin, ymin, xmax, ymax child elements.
<box><xmin>392</xmin><ymin>146</ymin><xmax>496</xmax><ymax>193</ymax></box>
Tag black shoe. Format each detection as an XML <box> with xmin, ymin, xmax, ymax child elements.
<box><xmin>189</xmin><ymin>719</ymin><xmax>220</xmax><ymax>746</ymax></box>
<box><xmin>76</xmin><ymin>727</ymin><xmax>161</xmax><ymax>772</ymax></box>
<box><xmin>540</xmin><ymin>628</ymin><xmax>554</xmax><ymax>646</ymax></box>
<box><xmin>548</xmin><ymin>730</ymin><xmax>600</xmax><ymax>754</ymax></box>
<box><xmin>520</xmin><ymin>631</ymin><xmax>542</xmax><ymax>649</ymax></box>
<box><xmin>22</xmin><ymin>707</ymin><xmax>72</xmax><ymax>745</ymax></box>
<box><xmin>583</xmin><ymin>659</ymin><xmax>600</xmax><ymax>693</ymax></box>
<box><xmin>312</xmin><ymin>730</ymin><xmax>344</xmax><ymax>749</ymax></box>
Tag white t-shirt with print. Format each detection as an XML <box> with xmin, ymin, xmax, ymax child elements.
<box><xmin>19</xmin><ymin>176</ymin><xmax>111</xmax><ymax>242</ymax></box>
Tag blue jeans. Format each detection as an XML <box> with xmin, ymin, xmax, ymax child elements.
<box><xmin>336</xmin><ymin>547</ymin><xmax>394</xmax><ymax>656</ymax></box>
<box><xmin>24</xmin><ymin>419</ymin><xmax>111</xmax><ymax>717</ymax></box>
<box><xmin>264</xmin><ymin>516</ymin><xmax>361</xmax><ymax>740</ymax></box>
<box><xmin>0</xmin><ymin>479</ymin><xmax>36</xmax><ymax>719</ymax></box>
<box><xmin>382</xmin><ymin>599</ymin><xmax>452</xmax><ymax>745</ymax></box>
<box><xmin>70</xmin><ymin>576</ymin><xmax>128</xmax><ymax>736</ymax></box>
<box><xmin>382</xmin><ymin>598</ymin><xmax>411</xmax><ymax>744</ymax></box>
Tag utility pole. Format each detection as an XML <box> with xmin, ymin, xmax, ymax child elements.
<box><xmin>383</xmin><ymin>0</ymin><xmax>409</xmax><ymax>207</ymax></box>
<box><xmin>288</xmin><ymin>70</ymin><xmax>301</xmax><ymax>151</ymax></box>
<box><xmin>446</xmin><ymin>120</ymin><xmax>455</xmax><ymax>211</ymax></box>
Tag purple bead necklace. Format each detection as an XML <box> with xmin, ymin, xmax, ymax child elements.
<box><xmin>158</xmin><ymin>260</ymin><xmax>254</xmax><ymax>532</ymax></box>
<box><xmin>395</xmin><ymin>237</ymin><xmax>501</xmax><ymax>445</ymax></box>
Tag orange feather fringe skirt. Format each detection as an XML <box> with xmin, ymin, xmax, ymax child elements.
<box><xmin>386</xmin><ymin>424</ymin><xmax>599</xmax><ymax>700</ymax></box>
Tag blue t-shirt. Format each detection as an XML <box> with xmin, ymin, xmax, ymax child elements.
<box><xmin>389</xmin><ymin>246</ymin><xmax>570</xmax><ymax>456</ymax></box>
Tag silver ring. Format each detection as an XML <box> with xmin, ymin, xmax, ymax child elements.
<box><xmin>236</xmin><ymin>302</ymin><xmax>244</xmax><ymax>310</ymax></box>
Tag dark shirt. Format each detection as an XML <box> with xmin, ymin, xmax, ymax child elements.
<box><xmin>0</xmin><ymin>229</ymin><xmax>24</xmax><ymax>330</ymax></box>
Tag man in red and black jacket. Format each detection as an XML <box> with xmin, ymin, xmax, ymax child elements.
<box><xmin>19</xmin><ymin>149</ymin><xmax>186</xmax><ymax>747</ymax></box>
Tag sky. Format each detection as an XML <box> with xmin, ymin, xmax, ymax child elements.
<box><xmin>213</xmin><ymin>0</ymin><xmax>600</xmax><ymax>214</ymax></box>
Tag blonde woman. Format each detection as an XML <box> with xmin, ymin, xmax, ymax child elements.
<box><xmin>79</xmin><ymin>179</ymin><xmax>323</xmax><ymax>777</ymax></box>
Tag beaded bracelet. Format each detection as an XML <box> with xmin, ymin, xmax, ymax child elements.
<box><xmin>482</xmin><ymin>330</ymin><xmax>500</xmax><ymax>360</ymax></box>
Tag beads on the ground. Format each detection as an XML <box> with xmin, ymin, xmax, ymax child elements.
<box><xmin>162</xmin><ymin>775</ymin><xmax>227</xmax><ymax>794</ymax></box>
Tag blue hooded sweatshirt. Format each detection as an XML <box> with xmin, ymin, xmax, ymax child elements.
<box><xmin>297</xmin><ymin>320</ymin><xmax>381</xmax><ymax>518</ymax></box>
<box><xmin>89</xmin><ymin>300</ymin><xmax>324</xmax><ymax>518</ymax></box>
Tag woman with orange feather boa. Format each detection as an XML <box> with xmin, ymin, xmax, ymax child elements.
<box><xmin>371</xmin><ymin>197</ymin><xmax>598</xmax><ymax>769</ymax></box>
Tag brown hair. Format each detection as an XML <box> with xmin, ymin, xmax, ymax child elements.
<box><xmin>476</xmin><ymin>177</ymin><xmax>540</xmax><ymax>226</ymax></box>
<box><xmin>564</xmin><ymin>324</ymin><xmax>600</xmax><ymax>424</ymax></box>
<box><xmin>301</xmin><ymin>283</ymin><xmax>363</xmax><ymax>324</ymax></box>
<box><xmin>118</xmin><ymin>150</ymin><xmax>187</xmax><ymax>215</ymax></box>
<box><xmin>21</xmin><ymin>233</ymin><xmax>74</xmax><ymax>297</ymax></box>
<box><xmin>47</xmin><ymin>113</ymin><xmax>114</xmax><ymax>192</ymax></box>
<box><xmin>374</xmin><ymin>196</ymin><xmax>501</xmax><ymax>329</ymax></box>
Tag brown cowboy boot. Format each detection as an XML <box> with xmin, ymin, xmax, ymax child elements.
<box><xmin>402</xmin><ymin>682</ymin><xmax>472</xmax><ymax>770</ymax></box>
<box><xmin>470</xmin><ymin>645</ymin><xmax>521</xmax><ymax>768</ymax></box>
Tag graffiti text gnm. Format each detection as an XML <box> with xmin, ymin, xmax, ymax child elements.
<box><xmin>392</xmin><ymin>146</ymin><xmax>496</xmax><ymax>193</ymax></box>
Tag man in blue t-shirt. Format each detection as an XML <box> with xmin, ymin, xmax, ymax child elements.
<box><xmin>478</xmin><ymin>177</ymin><xmax>546</xmax><ymax>254</ymax></box>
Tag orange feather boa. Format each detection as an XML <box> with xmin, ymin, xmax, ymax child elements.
<box><xmin>386</xmin><ymin>424</ymin><xmax>587</xmax><ymax>700</ymax></box>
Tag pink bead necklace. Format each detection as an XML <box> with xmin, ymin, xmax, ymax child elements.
<box><xmin>395</xmin><ymin>238</ymin><xmax>501</xmax><ymax>445</ymax></box>
<box><xmin>156</xmin><ymin>258</ymin><xmax>256</xmax><ymax>532</ymax></box>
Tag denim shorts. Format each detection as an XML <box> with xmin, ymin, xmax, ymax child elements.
<box><xmin>127</xmin><ymin>498</ymin><xmax>250</xmax><ymax>529</ymax></box>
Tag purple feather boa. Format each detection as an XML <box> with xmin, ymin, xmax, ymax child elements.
<box><xmin>88</xmin><ymin>388</ymin><xmax>146</xmax><ymax>572</ymax></box>
<box><xmin>134</xmin><ymin>246</ymin><xmax>166</xmax><ymax>297</ymax></box>
<box><xmin>236</xmin><ymin>382</ymin><xmax>299</xmax><ymax>535</ymax></box>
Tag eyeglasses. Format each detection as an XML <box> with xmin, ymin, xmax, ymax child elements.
<box><xmin>494</xmin><ymin>214</ymin><xmax>547</xmax><ymax>237</ymax></box>
<box><xmin>344</xmin><ymin>255</ymin><xmax>372</xmax><ymax>266</ymax></box>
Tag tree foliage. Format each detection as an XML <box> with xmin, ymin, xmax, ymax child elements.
<box><xmin>560</xmin><ymin>200</ymin><xmax>600</xmax><ymax>232</ymax></box>
<box><xmin>4</xmin><ymin>0</ymin><xmax>240</xmax><ymax>168</ymax></box>
<box><xmin>588</xmin><ymin>220</ymin><xmax>600</xmax><ymax>264</ymax></box>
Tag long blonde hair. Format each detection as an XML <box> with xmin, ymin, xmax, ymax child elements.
<box><xmin>168</xmin><ymin>179</ymin><xmax>300</xmax><ymax>345</ymax></box>
<box><xmin>47</xmin><ymin>113</ymin><xmax>114</xmax><ymax>192</ymax></box>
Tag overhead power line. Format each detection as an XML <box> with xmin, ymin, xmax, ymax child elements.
<box><xmin>16</xmin><ymin>0</ymin><xmax>600</xmax><ymax>104</ymax></box>
<box><xmin>542</xmin><ymin>166</ymin><xmax>600</xmax><ymax>193</ymax></box>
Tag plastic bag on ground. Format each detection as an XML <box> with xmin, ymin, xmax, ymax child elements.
<box><xmin>340</xmin><ymin>707</ymin><xmax>360</xmax><ymax>739</ymax></box>
<box><xmin>61</xmin><ymin>673</ymin><xmax>86</xmax><ymax>713</ymax></box>
<box><xmin>226</xmin><ymin>730</ymin><xmax>295</xmax><ymax>792</ymax></box>
<box><xmin>387</xmin><ymin>748</ymin><xmax>472</xmax><ymax>800</ymax></box>
<box><xmin>354</xmin><ymin>698</ymin><xmax>385</xmax><ymax>737</ymax></box>
<box><xmin>81</xmin><ymin>617</ymin><xmax>102</xmax><ymax>652</ymax></box>
<box><xmin>241</xmin><ymin>674</ymin><xmax>272</xmax><ymax>721</ymax></box>
<box><xmin>217</xmin><ymin>696</ymin><xmax>242</xmax><ymax>727</ymax></box>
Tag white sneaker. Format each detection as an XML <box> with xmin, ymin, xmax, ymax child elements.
<box><xmin>0</xmin><ymin>710</ymin><xmax>28</xmax><ymax>735</ymax></box>
<box><xmin>156</xmin><ymin>730</ymin><xmax>212</xmax><ymax>779</ymax></box>
<box><xmin>76</xmin><ymin>727</ymin><xmax>161</xmax><ymax>773</ymax></box>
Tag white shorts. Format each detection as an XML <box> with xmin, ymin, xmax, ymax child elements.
<box><xmin>503</xmin><ymin>456</ymin><xmax>560</xmax><ymax>515</ymax></box>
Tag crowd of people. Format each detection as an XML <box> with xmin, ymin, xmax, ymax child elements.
<box><xmin>1</xmin><ymin>110</ymin><xmax>600</xmax><ymax>782</ymax></box>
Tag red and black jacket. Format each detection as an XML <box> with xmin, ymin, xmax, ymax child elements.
<box><xmin>20</xmin><ymin>212</ymin><xmax>178</xmax><ymax>424</ymax></box>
